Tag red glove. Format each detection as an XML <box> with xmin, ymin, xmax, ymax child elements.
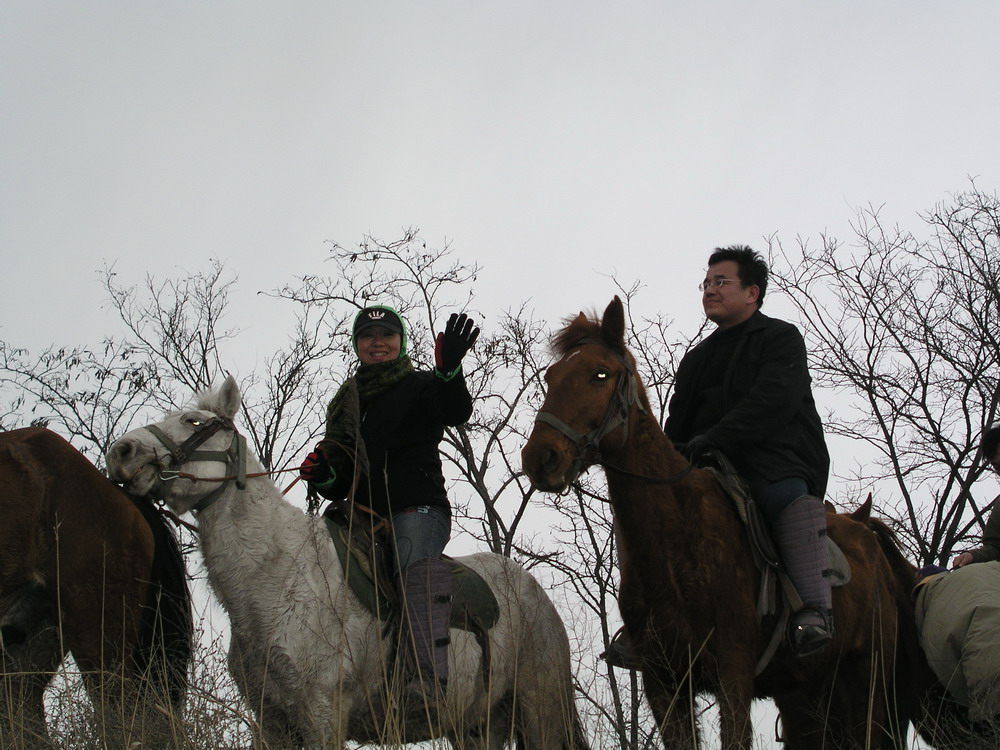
<box><xmin>299</xmin><ymin>451</ymin><xmax>332</xmax><ymax>484</ymax></box>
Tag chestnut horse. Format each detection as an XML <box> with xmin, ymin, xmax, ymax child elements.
<box><xmin>0</xmin><ymin>427</ymin><xmax>192</xmax><ymax>748</ymax></box>
<box><xmin>521</xmin><ymin>297</ymin><xmax>923</xmax><ymax>749</ymax></box>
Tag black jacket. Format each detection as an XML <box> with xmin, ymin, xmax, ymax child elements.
<box><xmin>665</xmin><ymin>310</ymin><xmax>830</xmax><ymax>497</ymax></box>
<box><xmin>319</xmin><ymin>370</ymin><xmax>473</xmax><ymax>519</ymax></box>
<box><xmin>968</xmin><ymin>502</ymin><xmax>1000</xmax><ymax>564</ymax></box>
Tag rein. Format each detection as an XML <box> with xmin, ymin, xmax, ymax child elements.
<box><xmin>162</xmin><ymin>465</ymin><xmax>300</xmax><ymax>484</ymax></box>
<box><xmin>600</xmin><ymin>460</ymin><xmax>693</xmax><ymax>485</ymax></box>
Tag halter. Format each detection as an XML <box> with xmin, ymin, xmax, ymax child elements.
<box><xmin>534</xmin><ymin>341</ymin><xmax>647</xmax><ymax>485</ymax></box>
<box><xmin>145</xmin><ymin>415</ymin><xmax>247</xmax><ymax>513</ymax></box>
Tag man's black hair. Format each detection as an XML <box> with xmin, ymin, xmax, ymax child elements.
<box><xmin>981</xmin><ymin>422</ymin><xmax>1000</xmax><ymax>463</ymax></box>
<box><xmin>708</xmin><ymin>245</ymin><xmax>768</xmax><ymax>307</ymax></box>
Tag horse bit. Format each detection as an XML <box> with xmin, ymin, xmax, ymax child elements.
<box><xmin>145</xmin><ymin>416</ymin><xmax>248</xmax><ymax>512</ymax></box>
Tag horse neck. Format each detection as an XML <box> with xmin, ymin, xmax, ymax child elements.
<box><xmin>195</xmin><ymin>453</ymin><xmax>323</xmax><ymax>583</ymax></box>
<box><xmin>602</xmin><ymin>408</ymin><xmax>699</xmax><ymax>559</ymax></box>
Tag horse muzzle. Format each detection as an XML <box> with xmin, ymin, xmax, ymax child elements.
<box><xmin>106</xmin><ymin>437</ymin><xmax>163</xmax><ymax>495</ymax></box>
<box><xmin>521</xmin><ymin>427</ymin><xmax>584</xmax><ymax>494</ymax></box>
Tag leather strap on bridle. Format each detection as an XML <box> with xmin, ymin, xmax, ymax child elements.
<box><xmin>145</xmin><ymin>416</ymin><xmax>247</xmax><ymax>513</ymax></box>
<box><xmin>533</xmin><ymin>346</ymin><xmax>649</xmax><ymax>485</ymax></box>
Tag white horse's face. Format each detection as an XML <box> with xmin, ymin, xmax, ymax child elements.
<box><xmin>106</xmin><ymin>375</ymin><xmax>244</xmax><ymax>515</ymax></box>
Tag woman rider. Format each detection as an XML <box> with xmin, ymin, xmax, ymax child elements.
<box><xmin>298</xmin><ymin>305</ymin><xmax>479</xmax><ymax>711</ymax></box>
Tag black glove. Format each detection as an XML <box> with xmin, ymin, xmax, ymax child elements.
<box><xmin>299</xmin><ymin>450</ymin><xmax>332</xmax><ymax>484</ymax></box>
<box><xmin>682</xmin><ymin>434</ymin><xmax>714</xmax><ymax>463</ymax></box>
<box><xmin>435</xmin><ymin>312</ymin><xmax>480</xmax><ymax>374</ymax></box>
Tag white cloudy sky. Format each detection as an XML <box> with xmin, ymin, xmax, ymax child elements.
<box><xmin>4</xmin><ymin>1</ymin><xmax>999</xmax><ymax>353</ymax></box>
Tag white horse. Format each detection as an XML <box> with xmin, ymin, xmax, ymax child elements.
<box><xmin>106</xmin><ymin>375</ymin><xmax>587</xmax><ymax>750</ymax></box>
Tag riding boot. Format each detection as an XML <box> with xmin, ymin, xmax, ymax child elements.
<box><xmin>401</xmin><ymin>557</ymin><xmax>452</xmax><ymax>716</ymax></box>
<box><xmin>772</xmin><ymin>495</ymin><xmax>834</xmax><ymax>657</ymax></box>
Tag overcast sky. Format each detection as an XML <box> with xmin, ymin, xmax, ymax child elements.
<box><xmin>4</xmin><ymin>1</ymin><xmax>999</xmax><ymax>354</ymax></box>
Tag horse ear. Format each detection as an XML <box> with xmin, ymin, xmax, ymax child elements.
<box><xmin>850</xmin><ymin>492</ymin><xmax>873</xmax><ymax>523</ymax></box>
<box><xmin>216</xmin><ymin>374</ymin><xmax>242</xmax><ymax>419</ymax></box>
<box><xmin>600</xmin><ymin>296</ymin><xmax>625</xmax><ymax>345</ymax></box>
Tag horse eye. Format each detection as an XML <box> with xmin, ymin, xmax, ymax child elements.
<box><xmin>188</xmin><ymin>418</ymin><xmax>204</xmax><ymax>427</ymax></box>
<box><xmin>594</xmin><ymin>370</ymin><xmax>610</xmax><ymax>382</ymax></box>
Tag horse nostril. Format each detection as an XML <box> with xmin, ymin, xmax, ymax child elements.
<box><xmin>109</xmin><ymin>440</ymin><xmax>135</xmax><ymax>465</ymax></box>
<box><xmin>541</xmin><ymin>448</ymin><xmax>561</xmax><ymax>475</ymax></box>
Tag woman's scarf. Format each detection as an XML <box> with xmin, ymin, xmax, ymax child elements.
<box><xmin>317</xmin><ymin>356</ymin><xmax>415</xmax><ymax>482</ymax></box>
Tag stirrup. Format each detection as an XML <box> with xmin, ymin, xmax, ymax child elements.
<box><xmin>599</xmin><ymin>627</ymin><xmax>644</xmax><ymax>670</ymax></box>
<box><xmin>789</xmin><ymin>609</ymin><xmax>833</xmax><ymax>658</ymax></box>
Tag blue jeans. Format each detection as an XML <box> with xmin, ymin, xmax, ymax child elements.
<box><xmin>750</xmin><ymin>477</ymin><xmax>810</xmax><ymax>525</ymax></box>
<box><xmin>391</xmin><ymin>505</ymin><xmax>451</xmax><ymax>573</ymax></box>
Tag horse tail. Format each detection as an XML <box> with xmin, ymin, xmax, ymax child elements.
<box><xmin>128</xmin><ymin>493</ymin><xmax>194</xmax><ymax>710</ymax></box>
<box><xmin>567</xmin><ymin>708</ymin><xmax>591</xmax><ymax>750</ymax></box>
<box><xmin>866</xmin><ymin>516</ymin><xmax>935</xmax><ymax>731</ymax></box>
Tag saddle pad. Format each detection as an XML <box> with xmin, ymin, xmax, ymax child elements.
<box><xmin>324</xmin><ymin>516</ymin><xmax>499</xmax><ymax>630</ymax></box>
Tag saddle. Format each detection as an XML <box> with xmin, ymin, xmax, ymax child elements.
<box><xmin>694</xmin><ymin>449</ymin><xmax>850</xmax><ymax>674</ymax></box>
<box><xmin>321</xmin><ymin>503</ymin><xmax>500</xmax><ymax>633</ymax></box>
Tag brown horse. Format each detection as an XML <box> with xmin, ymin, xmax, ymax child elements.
<box><xmin>521</xmin><ymin>297</ymin><xmax>923</xmax><ymax>749</ymax></box>
<box><xmin>0</xmin><ymin>427</ymin><xmax>192</xmax><ymax>748</ymax></box>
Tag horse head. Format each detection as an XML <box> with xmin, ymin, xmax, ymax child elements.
<box><xmin>522</xmin><ymin>296</ymin><xmax>648</xmax><ymax>492</ymax></box>
<box><xmin>107</xmin><ymin>374</ymin><xmax>247</xmax><ymax>515</ymax></box>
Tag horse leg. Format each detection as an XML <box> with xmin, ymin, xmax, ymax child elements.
<box><xmin>454</xmin><ymin>695</ymin><xmax>514</xmax><ymax>750</ymax></box>
<box><xmin>1</xmin><ymin>584</ymin><xmax>60</xmax><ymax>749</ymax></box>
<box><xmin>715</xmin><ymin>669</ymin><xmax>754</xmax><ymax>750</ymax></box>
<box><xmin>642</xmin><ymin>672</ymin><xmax>699</xmax><ymax>749</ymax></box>
<box><xmin>507</xmin><ymin>652</ymin><xmax>587</xmax><ymax>750</ymax></box>
<box><xmin>774</xmin><ymin>690</ymin><xmax>829</xmax><ymax>750</ymax></box>
<box><xmin>0</xmin><ymin>668</ymin><xmax>56</xmax><ymax>750</ymax></box>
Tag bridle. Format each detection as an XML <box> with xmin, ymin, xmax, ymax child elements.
<box><xmin>534</xmin><ymin>342</ymin><xmax>692</xmax><ymax>487</ymax></box>
<box><xmin>533</xmin><ymin>342</ymin><xmax>646</xmax><ymax>485</ymax></box>
<box><xmin>144</xmin><ymin>415</ymin><xmax>248</xmax><ymax>513</ymax></box>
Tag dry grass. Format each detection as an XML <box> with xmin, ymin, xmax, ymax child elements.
<box><xmin>4</xmin><ymin>617</ymin><xmax>999</xmax><ymax>749</ymax></box>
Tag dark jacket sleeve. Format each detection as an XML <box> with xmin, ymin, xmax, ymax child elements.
<box><xmin>705</xmin><ymin>320</ymin><xmax>810</xmax><ymax>454</ymax></box>
<box><xmin>970</xmin><ymin>501</ymin><xmax>1000</xmax><ymax>563</ymax></box>
<box><xmin>425</xmin><ymin>369</ymin><xmax>474</xmax><ymax>426</ymax></box>
<box><xmin>664</xmin><ymin>352</ymin><xmax>697</xmax><ymax>442</ymax></box>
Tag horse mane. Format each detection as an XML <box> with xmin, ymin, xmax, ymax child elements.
<box><xmin>865</xmin><ymin>513</ymin><xmax>931</xmax><ymax>726</ymax></box>
<box><xmin>552</xmin><ymin>307</ymin><xmax>627</xmax><ymax>358</ymax></box>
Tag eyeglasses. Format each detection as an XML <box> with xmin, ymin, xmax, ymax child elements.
<box><xmin>698</xmin><ymin>278</ymin><xmax>739</xmax><ymax>292</ymax></box>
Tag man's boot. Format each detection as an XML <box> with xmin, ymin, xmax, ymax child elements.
<box><xmin>772</xmin><ymin>495</ymin><xmax>834</xmax><ymax>657</ymax></box>
<box><xmin>401</xmin><ymin>557</ymin><xmax>452</xmax><ymax>716</ymax></box>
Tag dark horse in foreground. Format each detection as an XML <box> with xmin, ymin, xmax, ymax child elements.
<box><xmin>521</xmin><ymin>297</ymin><xmax>925</xmax><ymax>749</ymax></box>
<box><xmin>0</xmin><ymin>427</ymin><xmax>192</xmax><ymax>748</ymax></box>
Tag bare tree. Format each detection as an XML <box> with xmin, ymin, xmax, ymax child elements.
<box><xmin>0</xmin><ymin>260</ymin><xmax>340</xmax><ymax>477</ymax></box>
<box><xmin>768</xmin><ymin>182</ymin><xmax>1000</xmax><ymax>564</ymax></box>
<box><xmin>0</xmin><ymin>336</ymin><xmax>159</xmax><ymax>461</ymax></box>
